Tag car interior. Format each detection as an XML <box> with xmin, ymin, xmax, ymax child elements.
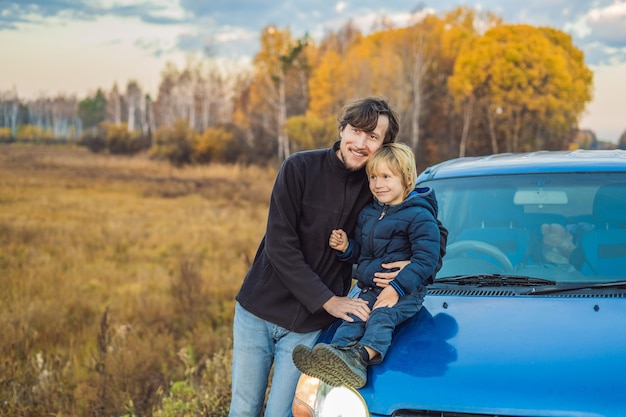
<box><xmin>432</xmin><ymin>176</ymin><xmax>626</xmax><ymax>281</ymax></box>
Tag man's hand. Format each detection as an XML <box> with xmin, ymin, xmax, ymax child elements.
<box><xmin>322</xmin><ymin>295</ymin><xmax>370</xmax><ymax>322</ymax></box>
<box><xmin>373</xmin><ymin>260</ymin><xmax>410</xmax><ymax>288</ymax></box>
<box><xmin>373</xmin><ymin>286</ymin><xmax>399</xmax><ymax>309</ymax></box>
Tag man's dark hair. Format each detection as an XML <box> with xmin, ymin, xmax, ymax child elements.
<box><xmin>337</xmin><ymin>96</ymin><xmax>400</xmax><ymax>144</ymax></box>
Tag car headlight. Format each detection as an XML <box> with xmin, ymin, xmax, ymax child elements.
<box><xmin>292</xmin><ymin>374</ymin><xmax>369</xmax><ymax>417</ymax></box>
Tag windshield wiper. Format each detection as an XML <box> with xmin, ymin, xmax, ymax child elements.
<box><xmin>434</xmin><ymin>274</ymin><xmax>556</xmax><ymax>287</ymax></box>
<box><xmin>524</xmin><ymin>280</ymin><xmax>626</xmax><ymax>295</ymax></box>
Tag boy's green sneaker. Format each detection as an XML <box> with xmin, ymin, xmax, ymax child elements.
<box><xmin>292</xmin><ymin>344</ymin><xmax>319</xmax><ymax>379</ymax></box>
<box><xmin>310</xmin><ymin>343</ymin><xmax>368</xmax><ymax>388</ymax></box>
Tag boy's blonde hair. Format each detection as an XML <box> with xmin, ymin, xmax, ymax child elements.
<box><xmin>366</xmin><ymin>142</ymin><xmax>417</xmax><ymax>200</ymax></box>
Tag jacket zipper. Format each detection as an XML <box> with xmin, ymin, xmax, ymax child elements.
<box><xmin>378</xmin><ymin>205</ymin><xmax>388</xmax><ymax>220</ymax></box>
<box><xmin>370</xmin><ymin>205</ymin><xmax>388</xmax><ymax>254</ymax></box>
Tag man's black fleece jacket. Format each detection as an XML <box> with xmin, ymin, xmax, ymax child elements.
<box><xmin>236</xmin><ymin>141</ymin><xmax>373</xmax><ymax>333</ymax></box>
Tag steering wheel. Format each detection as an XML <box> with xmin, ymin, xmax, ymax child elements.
<box><xmin>445</xmin><ymin>240</ymin><xmax>514</xmax><ymax>272</ymax></box>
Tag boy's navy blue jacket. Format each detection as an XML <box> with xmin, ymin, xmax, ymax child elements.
<box><xmin>338</xmin><ymin>187</ymin><xmax>441</xmax><ymax>297</ymax></box>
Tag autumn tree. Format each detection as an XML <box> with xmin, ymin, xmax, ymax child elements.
<box><xmin>153</xmin><ymin>56</ymin><xmax>240</xmax><ymax>139</ymax></box>
<box><xmin>286</xmin><ymin>114</ymin><xmax>336</xmax><ymax>152</ymax></box>
<box><xmin>154</xmin><ymin>62</ymin><xmax>179</xmax><ymax>128</ymax></box>
<box><xmin>107</xmin><ymin>83</ymin><xmax>122</xmax><ymax>125</ymax></box>
<box><xmin>536</xmin><ymin>27</ymin><xmax>594</xmax><ymax>149</ymax></box>
<box><xmin>193</xmin><ymin>125</ymin><xmax>234</xmax><ymax>163</ymax></box>
<box><xmin>22</xmin><ymin>94</ymin><xmax>81</xmax><ymax>141</ymax></box>
<box><xmin>154</xmin><ymin>60</ymin><xmax>201</xmax><ymax>130</ymax></box>
<box><xmin>393</xmin><ymin>13</ymin><xmax>445</xmax><ymax>153</ymax></box>
<box><xmin>308</xmin><ymin>21</ymin><xmax>363</xmax><ymax>119</ymax></box>
<box><xmin>246</xmin><ymin>25</ymin><xmax>312</xmax><ymax>162</ymax></box>
<box><xmin>309</xmin><ymin>27</ymin><xmax>404</xmax><ymax>121</ymax></box>
<box><xmin>0</xmin><ymin>88</ymin><xmax>20</xmax><ymax>137</ymax></box>
<box><xmin>318</xmin><ymin>20</ymin><xmax>363</xmax><ymax>58</ymax></box>
<box><xmin>16</xmin><ymin>124</ymin><xmax>54</xmax><ymax>142</ymax></box>
<box><xmin>1</xmin><ymin>6</ymin><xmax>600</xmax><ymax>162</ymax></box>
<box><xmin>125</xmin><ymin>80</ymin><xmax>143</xmax><ymax>133</ymax></box>
<box><xmin>308</xmin><ymin>50</ymin><xmax>348</xmax><ymax>119</ymax></box>
<box><xmin>448</xmin><ymin>24</ymin><xmax>593</xmax><ymax>155</ymax></box>
<box><xmin>151</xmin><ymin>119</ymin><xmax>197</xmax><ymax>166</ymax></box>
<box><xmin>195</xmin><ymin>60</ymin><xmax>238</xmax><ymax>130</ymax></box>
<box><xmin>308</xmin><ymin>7</ymin><xmax>488</xmax><ymax>166</ymax></box>
<box><xmin>431</xmin><ymin>7</ymin><xmax>498</xmax><ymax>159</ymax></box>
<box><xmin>101</xmin><ymin>122</ymin><xmax>146</xmax><ymax>154</ymax></box>
<box><xmin>348</xmin><ymin>32</ymin><xmax>404</xmax><ymax>104</ymax></box>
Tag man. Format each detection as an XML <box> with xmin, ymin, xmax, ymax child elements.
<box><xmin>229</xmin><ymin>96</ymin><xmax>404</xmax><ymax>417</ymax></box>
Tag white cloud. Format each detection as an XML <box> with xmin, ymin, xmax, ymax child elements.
<box><xmin>588</xmin><ymin>0</ymin><xmax>626</xmax><ymax>20</ymax></box>
<box><xmin>579</xmin><ymin>62</ymin><xmax>626</xmax><ymax>142</ymax></box>
<box><xmin>565</xmin><ymin>0</ymin><xmax>626</xmax><ymax>48</ymax></box>
<box><xmin>1</xmin><ymin>15</ymin><xmax>187</xmax><ymax>98</ymax></box>
<box><xmin>563</xmin><ymin>16</ymin><xmax>592</xmax><ymax>38</ymax></box>
<box><xmin>587</xmin><ymin>1</ymin><xmax>626</xmax><ymax>47</ymax></box>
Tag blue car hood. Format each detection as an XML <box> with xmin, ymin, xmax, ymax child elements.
<box><xmin>360</xmin><ymin>294</ymin><xmax>626</xmax><ymax>417</ymax></box>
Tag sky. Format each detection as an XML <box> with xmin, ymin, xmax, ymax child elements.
<box><xmin>1</xmin><ymin>1</ymin><xmax>625</xmax><ymax>142</ymax></box>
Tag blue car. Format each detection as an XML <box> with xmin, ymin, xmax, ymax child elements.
<box><xmin>292</xmin><ymin>150</ymin><xmax>626</xmax><ymax>417</ymax></box>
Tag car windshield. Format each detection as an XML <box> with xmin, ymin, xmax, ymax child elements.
<box><xmin>423</xmin><ymin>173</ymin><xmax>626</xmax><ymax>283</ymax></box>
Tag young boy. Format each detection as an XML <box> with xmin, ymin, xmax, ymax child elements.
<box><xmin>292</xmin><ymin>142</ymin><xmax>442</xmax><ymax>389</ymax></box>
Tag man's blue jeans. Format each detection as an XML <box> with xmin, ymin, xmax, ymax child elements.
<box><xmin>229</xmin><ymin>302</ymin><xmax>321</xmax><ymax>417</ymax></box>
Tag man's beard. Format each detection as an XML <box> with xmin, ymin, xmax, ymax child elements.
<box><xmin>339</xmin><ymin>148</ymin><xmax>363</xmax><ymax>172</ymax></box>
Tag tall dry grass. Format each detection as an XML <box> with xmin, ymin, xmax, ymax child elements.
<box><xmin>0</xmin><ymin>144</ymin><xmax>275</xmax><ymax>416</ymax></box>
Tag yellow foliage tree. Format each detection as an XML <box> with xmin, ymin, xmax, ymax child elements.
<box><xmin>538</xmin><ymin>27</ymin><xmax>594</xmax><ymax>147</ymax></box>
<box><xmin>308</xmin><ymin>30</ymin><xmax>404</xmax><ymax>124</ymax></box>
<box><xmin>308</xmin><ymin>50</ymin><xmax>348</xmax><ymax>119</ymax></box>
<box><xmin>151</xmin><ymin>119</ymin><xmax>198</xmax><ymax>166</ymax></box>
<box><xmin>308</xmin><ymin>7</ymin><xmax>487</xmax><ymax>158</ymax></box>
<box><xmin>448</xmin><ymin>24</ymin><xmax>593</xmax><ymax>154</ymax></box>
<box><xmin>247</xmin><ymin>25</ymin><xmax>311</xmax><ymax>162</ymax></box>
<box><xmin>193</xmin><ymin>126</ymin><xmax>234</xmax><ymax>163</ymax></box>
<box><xmin>286</xmin><ymin>114</ymin><xmax>337</xmax><ymax>152</ymax></box>
<box><xmin>16</xmin><ymin>125</ymin><xmax>55</xmax><ymax>142</ymax></box>
<box><xmin>391</xmin><ymin>16</ymin><xmax>445</xmax><ymax>152</ymax></box>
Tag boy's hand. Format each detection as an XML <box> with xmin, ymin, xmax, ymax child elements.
<box><xmin>374</xmin><ymin>260</ymin><xmax>410</xmax><ymax>287</ymax></box>
<box><xmin>329</xmin><ymin>229</ymin><xmax>349</xmax><ymax>253</ymax></box>
<box><xmin>373</xmin><ymin>286</ymin><xmax>399</xmax><ymax>309</ymax></box>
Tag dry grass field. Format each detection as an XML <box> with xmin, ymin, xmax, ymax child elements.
<box><xmin>0</xmin><ymin>144</ymin><xmax>276</xmax><ymax>416</ymax></box>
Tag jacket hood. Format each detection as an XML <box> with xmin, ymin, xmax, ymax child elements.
<box><xmin>377</xmin><ymin>185</ymin><xmax>438</xmax><ymax>219</ymax></box>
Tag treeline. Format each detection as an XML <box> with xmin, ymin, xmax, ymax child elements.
<box><xmin>1</xmin><ymin>6</ymin><xmax>624</xmax><ymax>168</ymax></box>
